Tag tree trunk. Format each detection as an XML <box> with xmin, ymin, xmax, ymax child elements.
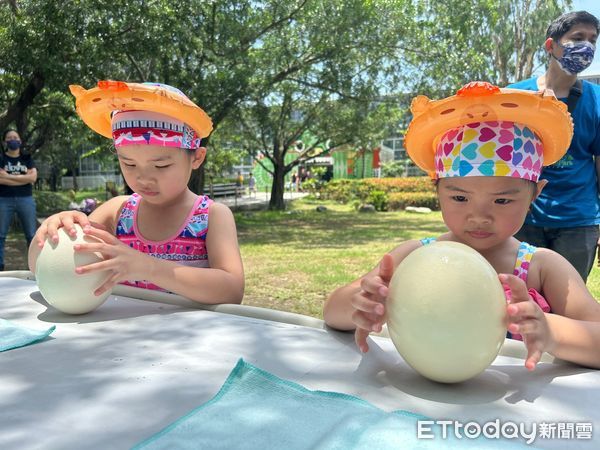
<box><xmin>50</xmin><ymin>165</ymin><xmax>59</xmax><ymax>191</ymax></box>
<box><xmin>72</xmin><ymin>171</ymin><xmax>78</xmax><ymax>191</ymax></box>
<box><xmin>361</xmin><ymin>151</ymin><xmax>366</xmax><ymax>178</ymax></box>
<box><xmin>0</xmin><ymin>71</ymin><xmax>45</xmax><ymax>132</ymax></box>
<box><xmin>269</xmin><ymin>161</ymin><xmax>286</xmax><ymax>210</ymax></box>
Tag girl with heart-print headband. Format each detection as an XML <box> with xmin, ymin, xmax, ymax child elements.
<box><xmin>324</xmin><ymin>81</ymin><xmax>600</xmax><ymax>371</ymax></box>
<box><xmin>28</xmin><ymin>81</ymin><xmax>244</xmax><ymax>304</ymax></box>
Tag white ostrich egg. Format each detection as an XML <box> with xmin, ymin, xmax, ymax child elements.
<box><xmin>387</xmin><ymin>241</ymin><xmax>506</xmax><ymax>383</ymax></box>
<box><xmin>36</xmin><ymin>224</ymin><xmax>111</xmax><ymax>314</ymax></box>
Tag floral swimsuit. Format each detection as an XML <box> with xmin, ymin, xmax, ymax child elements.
<box><xmin>115</xmin><ymin>193</ymin><xmax>212</xmax><ymax>291</ymax></box>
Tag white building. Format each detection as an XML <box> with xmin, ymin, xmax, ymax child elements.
<box><xmin>580</xmin><ymin>73</ymin><xmax>600</xmax><ymax>84</ymax></box>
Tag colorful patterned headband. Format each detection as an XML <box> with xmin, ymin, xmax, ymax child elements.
<box><xmin>435</xmin><ymin>121</ymin><xmax>543</xmax><ymax>181</ymax></box>
<box><xmin>112</xmin><ymin>110</ymin><xmax>202</xmax><ymax>150</ymax></box>
<box><xmin>70</xmin><ymin>81</ymin><xmax>212</xmax><ymax>146</ymax></box>
<box><xmin>404</xmin><ymin>82</ymin><xmax>573</xmax><ymax>176</ymax></box>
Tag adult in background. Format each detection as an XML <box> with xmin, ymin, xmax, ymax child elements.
<box><xmin>508</xmin><ymin>10</ymin><xmax>600</xmax><ymax>282</ymax></box>
<box><xmin>0</xmin><ymin>129</ymin><xmax>38</xmax><ymax>271</ymax></box>
<box><xmin>247</xmin><ymin>172</ymin><xmax>257</xmax><ymax>197</ymax></box>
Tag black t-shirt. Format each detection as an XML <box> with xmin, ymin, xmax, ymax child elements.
<box><xmin>0</xmin><ymin>152</ymin><xmax>35</xmax><ymax>197</ymax></box>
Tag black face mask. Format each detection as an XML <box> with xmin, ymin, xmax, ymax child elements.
<box><xmin>5</xmin><ymin>139</ymin><xmax>21</xmax><ymax>150</ymax></box>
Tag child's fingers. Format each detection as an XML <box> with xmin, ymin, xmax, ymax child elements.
<box><xmin>378</xmin><ymin>254</ymin><xmax>395</xmax><ymax>284</ymax></box>
<box><xmin>45</xmin><ymin>220</ymin><xmax>63</xmax><ymax>243</ymax></box>
<box><xmin>499</xmin><ymin>273</ymin><xmax>529</xmax><ymax>304</ymax></box>
<box><xmin>45</xmin><ymin>213</ymin><xmax>89</xmax><ymax>242</ymax></box>
<box><xmin>507</xmin><ymin>301</ymin><xmax>543</xmax><ymax>325</ymax></box>
<box><xmin>74</xmin><ymin>243</ymin><xmax>114</xmax><ymax>262</ymax></box>
<box><xmin>508</xmin><ymin>318</ymin><xmax>539</xmax><ymax>335</ymax></box>
<box><xmin>75</xmin><ymin>259</ymin><xmax>112</xmax><ymax>275</ymax></box>
<box><xmin>352</xmin><ymin>310</ymin><xmax>383</xmax><ymax>333</ymax></box>
<box><xmin>35</xmin><ymin>225</ymin><xmax>48</xmax><ymax>247</ymax></box>
<box><xmin>351</xmin><ymin>292</ymin><xmax>385</xmax><ymax>315</ymax></box>
<box><xmin>60</xmin><ymin>216</ymin><xmax>81</xmax><ymax>237</ymax></box>
<box><xmin>359</xmin><ymin>277</ymin><xmax>388</xmax><ymax>298</ymax></box>
<box><xmin>355</xmin><ymin>328</ymin><xmax>370</xmax><ymax>353</ymax></box>
<box><xmin>93</xmin><ymin>272</ymin><xmax>119</xmax><ymax>297</ymax></box>
<box><xmin>74</xmin><ymin>242</ymin><xmax>107</xmax><ymax>254</ymax></box>
<box><xmin>82</xmin><ymin>226</ymin><xmax>118</xmax><ymax>243</ymax></box>
<box><xmin>525</xmin><ymin>348</ymin><xmax>542</xmax><ymax>371</ymax></box>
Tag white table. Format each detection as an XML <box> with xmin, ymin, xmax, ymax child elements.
<box><xmin>0</xmin><ymin>274</ymin><xmax>598</xmax><ymax>449</ymax></box>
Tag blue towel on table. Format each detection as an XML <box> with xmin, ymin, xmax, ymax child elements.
<box><xmin>0</xmin><ymin>318</ymin><xmax>55</xmax><ymax>352</ymax></box>
<box><xmin>134</xmin><ymin>359</ymin><xmax>526</xmax><ymax>449</ymax></box>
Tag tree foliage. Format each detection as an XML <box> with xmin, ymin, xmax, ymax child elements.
<box><xmin>404</xmin><ymin>0</ymin><xmax>572</xmax><ymax>96</ymax></box>
<box><xmin>0</xmin><ymin>0</ymin><xmax>576</xmax><ymax>207</ymax></box>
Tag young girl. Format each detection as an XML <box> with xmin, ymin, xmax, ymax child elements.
<box><xmin>29</xmin><ymin>81</ymin><xmax>244</xmax><ymax>304</ymax></box>
<box><xmin>324</xmin><ymin>81</ymin><xmax>600</xmax><ymax>371</ymax></box>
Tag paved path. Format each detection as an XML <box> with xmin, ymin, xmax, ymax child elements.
<box><xmin>216</xmin><ymin>191</ymin><xmax>308</xmax><ymax>210</ymax></box>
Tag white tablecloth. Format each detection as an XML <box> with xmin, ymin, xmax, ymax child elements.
<box><xmin>0</xmin><ymin>275</ymin><xmax>598</xmax><ymax>449</ymax></box>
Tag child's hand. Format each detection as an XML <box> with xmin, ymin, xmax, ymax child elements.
<box><xmin>73</xmin><ymin>226</ymin><xmax>151</xmax><ymax>296</ymax></box>
<box><xmin>353</xmin><ymin>254</ymin><xmax>394</xmax><ymax>353</ymax></box>
<box><xmin>34</xmin><ymin>210</ymin><xmax>92</xmax><ymax>247</ymax></box>
<box><xmin>500</xmin><ymin>273</ymin><xmax>555</xmax><ymax>371</ymax></box>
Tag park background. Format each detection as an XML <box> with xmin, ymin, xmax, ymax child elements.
<box><xmin>2</xmin><ymin>0</ymin><xmax>600</xmax><ymax>316</ymax></box>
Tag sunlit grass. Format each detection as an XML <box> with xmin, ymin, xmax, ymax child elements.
<box><xmin>7</xmin><ymin>196</ymin><xmax>600</xmax><ymax>318</ymax></box>
<box><xmin>237</xmin><ymin>198</ymin><xmax>444</xmax><ymax>317</ymax></box>
<box><xmin>237</xmin><ymin>198</ymin><xmax>600</xmax><ymax>318</ymax></box>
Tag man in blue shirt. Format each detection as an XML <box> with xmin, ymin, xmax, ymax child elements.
<box><xmin>509</xmin><ymin>11</ymin><xmax>600</xmax><ymax>282</ymax></box>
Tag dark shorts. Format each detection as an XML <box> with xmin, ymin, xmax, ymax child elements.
<box><xmin>515</xmin><ymin>224</ymin><xmax>599</xmax><ymax>282</ymax></box>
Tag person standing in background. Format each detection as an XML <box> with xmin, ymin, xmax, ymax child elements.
<box><xmin>508</xmin><ymin>11</ymin><xmax>600</xmax><ymax>282</ymax></box>
<box><xmin>0</xmin><ymin>129</ymin><xmax>38</xmax><ymax>271</ymax></box>
<box><xmin>291</xmin><ymin>171</ymin><xmax>298</xmax><ymax>192</ymax></box>
<box><xmin>248</xmin><ymin>172</ymin><xmax>257</xmax><ymax>197</ymax></box>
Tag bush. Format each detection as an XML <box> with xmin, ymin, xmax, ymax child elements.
<box><xmin>367</xmin><ymin>190</ymin><xmax>388</xmax><ymax>211</ymax></box>
<box><xmin>33</xmin><ymin>191</ymin><xmax>70</xmax><ymax>216</ymax></box>
<box><xmin>302</xmin><ymin>178</ymin><xmax>324</xmax><ymax>197</ymax></box>
<box><xmin>388</xmin><ymin>192</ymin><xmax>439</xmax><ymax>211</ymax></box>
<box><xmin>320</xmin><ymin>177</ymin><xmax>436</xmax><ymax>206</ymax></box>
<box><xmin>361</xmin><ymin>177</ymin><xmax>435</xmax><ymax>193</ymax></box>
<box><xmin>321</xmin><ymin>179</ymin><xmax>357</xmax><ymax>203</ymax></box>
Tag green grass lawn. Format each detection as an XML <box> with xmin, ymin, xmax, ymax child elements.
<box><xmin>237</xmin><ymin>197</ymin><xmax>600</xmax><ymax>318</ymax></box>
<box><xmin>7</xmin><ymin>196</ymin><xmax>600</xmax><ymax>317</ymax></box>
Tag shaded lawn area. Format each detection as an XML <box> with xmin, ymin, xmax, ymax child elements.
<box><xmin>6</xmin><ymin>196</ymin><xmax>600</xmax><ymax>318</ymax></box>
<box><xmin>4</xmin><ymin>232</ymin><xmax>30</xmax><ymax>271</ymax></box>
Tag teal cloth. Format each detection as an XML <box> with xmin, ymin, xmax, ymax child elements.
<box><xmin>0</xmin><ymin>318</ymin><xmax>55</xmax><ymax>352</ymax></box>
<box><xmin>134</xmin><ymin>359</ymin><xmax>525</xmax><ymax>449</ymax></box>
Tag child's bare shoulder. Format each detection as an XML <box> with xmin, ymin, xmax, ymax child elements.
<box><xmin>530</xmin><ymin>246</ymin><xmax>583</xmax><ymax>281</ymax></box>
<box><xmin>389</xmin><ymin>239</ymin><xmax>426</xmax><ymax>263</ymax></box>
<box><xmin>531</xmin><ymin>246</ymin><xmax>570</xmax><ymax>266</ymax></box>
<box><xmin>208</xmin><ymin>201</ymin><xmax>234</xmax><ymax>218</ymax></box>
<box><xmin>207</xmin><ymin>202</ymin><xmax>236</xmax><ymax>233</ymax></box>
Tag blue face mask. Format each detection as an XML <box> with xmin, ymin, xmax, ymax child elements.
<box><xmin>5</xmin><ymin>139</ymin><xmax>21</xmax><ymax>150</ymax></box>
<box><xmin>552</xmin><ymin>41</ymin><xmax>596</xmax><ymax>75</ymax></box>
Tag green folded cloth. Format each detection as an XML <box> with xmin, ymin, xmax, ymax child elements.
<box><xmin>0</xmin><ymin>318</ymin><xmax>55</xmax><ymax>352</ymax></box>
<box><xmin>134</xmin><ymin>358</ymin><xmax>524</xmax><ymax>449</ymax></box>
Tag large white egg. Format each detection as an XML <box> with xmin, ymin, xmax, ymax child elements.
<box><xmin>36</xmin><ymin>224</ymin><xmax>111</xmax><ymax>314</ymax></box>
<box><xmin>387</xmin><ymin>241</ymin><xmax>506</xmax><ymax>383</ymax></box>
